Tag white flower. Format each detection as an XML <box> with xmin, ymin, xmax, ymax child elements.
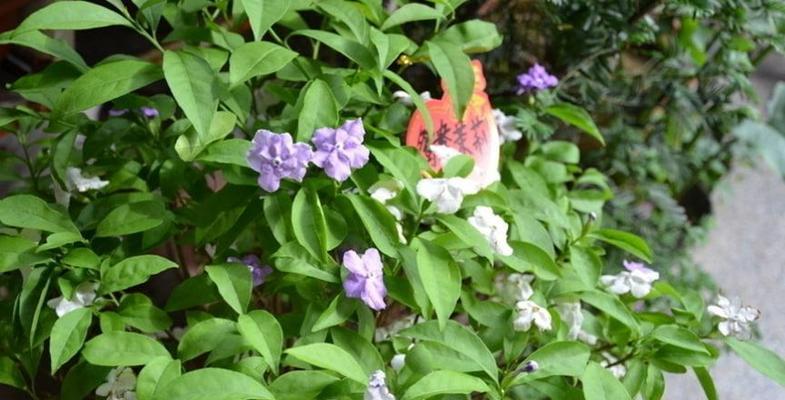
<box><xmin>599</xmin><ymin>260</ymin><xmax>659</xmax><ymax>298</ymax></box>
<box><xmin>375</xmin><ymin>314</ymin><xmax>417</xmax><ymax>342</ymax></box>
<box><xmin>47</xmin><ymin>282</ymin><xmax>98</xmax><ymax>317</ymax></box>
<box><xmin>495</xmin><ymin>273</ymin><xmax>534</xmax><ymax>303</ymax></box>
<box><xmin>369</xmin><ymin>180</ymin><xmax>404</xmax><ymax>221</ymax></box>
<box><xmin>513</xmin><ymin>300</ymin><xmax>551</xmax><ymax>332</ymax></box>
<box><xmin>364</xmin><ymin>370</ymin><xmax>395</xmax><ymax>400</ymax></box>
<box><xmin>416</xmin><ymin>177</ymin><xmax>479</xmax><ymax>214</ymax></box>
<box><xmin>708</xmin><ymin>294</ymin><xmax>760</xmax><ymax>339</ymax></box>
<box><xmin>392</xmin><ymin>90</ymin><xmax>431</xmax><ymax>106</ymax></box>
<box><xmin>601</xmin><ymin>352</ymin><xmax>627</xmax><ymax>378</ymax></box>
<box><xmin>467</xmin><ymin>206</ymin><xmax>513</xmax><ymax>256</ymax></box>
<box><xmin>493</xmin><ymin>109</ymin><xmax>522</xmax><ymax>143</ymax></box>
<box><xmin>66</xmin><ymin>167</ymin><xmax>109</xmax><ymax>192</ymax></box>
<box><xmin>96</xmin><ymin>367</ymin><xmax>137</xmax><ymax>400</ymax></box>
<box><xmin>557</xmin><ymin>301</ymin><xmax>598</xmax><ymax>345</ymax></box>
<box><xmin>391</xmin><ymin>353</ymin><xmax>406</xmax><ymax>372</ymax></box>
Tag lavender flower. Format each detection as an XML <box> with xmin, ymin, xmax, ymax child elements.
<box><xmin>311</xmin><ymin>119</ymin><xmax>370</xmax><ymax>182</ymax></box>
<box><xmin>108</xmin><ymin>109</ymin><xmax>128</xmax><ymax>117</ymax></box>
<box><xmin>246</xmin><ymin>130</ymin><xmax>312</xmax><ymax>192</ymax></box>
<box><xmin>516</xmin><ymin>64</ymin><xmax>558</xmax><ymax>93</ymax></box>
<box><xmin>342</xmin><ymin>248</ymin><xmax>387</xmax><ymax>311</ymax></box>
<box><xmin>228</xmin><ymin>254</ymin><xmax>272</xmax><ymax>287</ymax></box>
<box><xmin>141</xmin><ymin>107</ymin><xmax>159</xmax><ymax>118</ymax></box>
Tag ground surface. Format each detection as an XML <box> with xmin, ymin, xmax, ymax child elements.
<box><xmin>664</xmin><ymin>55</ymin><xmax>785</xmax><ymax>399</ymax></box>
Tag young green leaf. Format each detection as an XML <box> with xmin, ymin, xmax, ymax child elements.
<box><xmin>55</xmin><ymin>59</ymin><xmax>162</xmax><ymax>115</ymax></box>
<box><xmin>177</xmin><ymin>318</ymin><xmax>236</xmax><ymax>361</ymax></box>
<box><xmin>509</xmin><ymin>341</ymin><xmax>591</xmax><ymax>386</ymax></box>
<box><xmin>117</xmin><ymin>293</ymin><xmax>172</xmax><ymax>333</ymax></box>
<box><xmin>83</xmin><ymin>331</ymin><xmax>170</xmax><ymax>366</ymax></box>
<box><xmin>270</xmin><ymin>371</ymin><xmax>340</xmax><ymax>400</ymax></box>
<box><xmin>381</xmin><ymin>3</ymin><xmax>442</xmax><ymax>31</ymax></box>
<box><xmin>16</xmin><ymin>1</ymin><xmax>133</xmax><ymax>32</ymax></box>
<box><xmin>136</xmin><ymin>357</ymin><xmax>182</xmax><ymax>400</ymax></box>
<box><xmin>49</xmin><ymin>308</ymin><xmax>92</xmax><ymax>373</ymax></box>
<box><xmin>285</xmin><ymin>343</ymin><xmax>368</xmax><ymax>384</ymax></box>
<box><xmin>427</xmin><ymin>40</ymin><xmax>474</xmax><ymax>119</ymax></box>
<box><xmin>588</xmin><ymin>229</ymin><xmax>653</xmax><ymax>263</ymax></box>
<box><xmin>582</xmin><ymin>362</ymin><xmax>633</xmax><ymax>400</ymax></box>
<box><xmin>296</xmin><ymin>79</ymin><xmax>339</xmax><ymax>141</ymax></box>
<box><xmin>205</xmin><ymin>263</ymin><xmax>253</xmax><ymax>315</ymax></box>
<box><xmin>413</xmin><ymin>238</ymin><xmax>461</xmax><ymax>330</ymax></box>
<box><xmin>240</xmin><ymin>0</ymin><xmax>291</xmax><ymax>41</ymax></box>
<box><xmin>237</xmin><ymin>310</ymin><xmax>283</xmax><ymax>375</ymax></box>
<box><xmin>101</xmin><ymin>255</ymin><xmax>178</xmax><ymax>293</ymax></box>
<box><xmin>291</xmin><ymin>188</ymin><xmax>329</xmax><ymax>261</ymax></box>
<box><xmin>580</xmin><ymin>290</ymin><xmax>641</xmax><ymax>334</ymax></box>
<box><xmin>163</xmin><ymin>50</ymin><xmax>218</xmax><ymax>139</ymax></box>
<box><xmin>154</xmin><ymin>368</ymin><xmax>274</xmax><ymax>400</ymax></box>
<box><xmin>229</xmin><ymin>42</ymin><xmax>297</xmax><ymax>86</ymax></box>
<box><xmin>545</xmin><ymin>103</ymin><xmax>605</xmax><ymax>145</ymax></box>
<box><xmin>402</xmin><ymin>370</ymin><xmax>489</xmax><ymax>400</ymax></box>
<box><xmin>345</xmin><ymin>194</ymin><xmax>400</xmax><ymax>257</ymax></box>
<box><xmin>175</xmin><ymin>111</ymin><xmax>238</xmax><ymax>162</ymax></box>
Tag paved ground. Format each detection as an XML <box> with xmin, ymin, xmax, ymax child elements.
<box><xmin>664</xmin><ymin>56</ymin><xmax>785</xmax><ymax>399</ymax></box>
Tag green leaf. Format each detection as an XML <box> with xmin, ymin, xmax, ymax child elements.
<box><xmin>693</xmin><ymin>367</ymin><xmax>718</xmax><ymax>400</ymax></box>
<box><xmin>237</xmin><ymin>310</ymin><xmax>283</xmax><ymax>375</ymax></box>
<box><xmin>399</xmin><ymin>320</ymin><xmax>498</xmax><ymax>382</ymax></box>
<box><xmin>345</xmin><ymin>194</ymin><xmax>400</xmax><ymax>257</ymax></box>
<box><xmin>545</xmin><ymin>103</ymin><xmax>605</xmax><ymax>145</ymax></box>
<box><xmin>49</xmin><ymin>308</ymin><xmax>92</xmax><ymax>373</ymax></box>
<box><xmin>38</xmin><ymin>231</ymin><xmax>83</xmax><ymax>251</ymax></box>
<box><xmin>264</xmin><ymin>193</ymin><xmax>293</xmax><ymax>245</ymax></box>
<box><xmin>296</xmin><ymin>79</ymin><xmax>339</xmax><ymax>141</ymax></box>
<box><xmin>83</xmin><ymin>331</ymin><xmax>170</xmax><ymax>366</ymax></box>
<box><xmin>291</xmin><ymin>188</ymin><xmax>328</xmax><ymax>261</ymax></box>
<box><xmin>0</xmin><ymin>194</ymin><xmax>80</xmax><ymax>235</ymax></box>
<box><xmin>117</xmin><ymin>293</ymin><xmax>172</xmax><ymax>333</ymax></box>
<box><xmin>137</xmin><ymin>357</ymin><xmax>182</xmax><ymax>400</ymax></box>
<box><xmin>101</xmin><ymin>255</ymin><xmax>177</xmax><ymax>293</ymax></box>
<box><xmin>95</xmin><ymin>200</ymin><xmax>166</xmax><ymax>237</ymax></box>
<box><xmin>16</xmin><ymin>1</ymin><xmax>132</xmax><ymax>32</ymax></box>
<box><xmin>580</xmin><ymin>290</ymin><xmax>641</xmax><ymax>333</ymax></box>
<box><xmin>270</xmin><ymin>371</ymin><xmax>340</xmax><ymax>400</ymax></box>
<box><xmin>727</xmin><ymin>338</ymin><xmax>785</xmax><ymax>388</ymax></box>
<box><xmin>163</xmin><ymin>50</ymin><xmax>218</xmax><ymax>139</ymax></box>
<box><xmin>402</xmin><ymin>370</ymin><xmax>489</xmax><ymax>400</ymax></box>
<box><xmin>205</xmin><ymin>263</ymin><xmax>253</xmax><ymax>314</ymax></box>
<box><xmin>413</xmin><ymin>238</ymin><xmax>461</xmax><ymax>330</ymax></box>
<box><xmin>582</xmin><ymin>362</ymin><xmax>633</xmax><ymax>400</ymax></box>
<box><xmin>285</xmin><ymin>343</ymin><xmax>367</xmax><ymax>384</ymax></box>
<box><xmin>570</xmin><ymin>245</ymin><xmax>601</xmax><ymax>288</ymax></box>
<box><xmin>294</xmin><ymin>30</ymin><xmax>376</xmax><ymax>69</ymax></box>
<box><xmin>317</xmin><ymin>0</ymin><xmax>369</xmax><ymax>43</ymax></box>
<box><xmin>588</xmin><ymin>229</ymin><xmax>653</xmax><ymax>263</ymax></box>
<box><xmin>510</xmin><ymin>341</ymin><xmax>591</xmax><ymax>386</ymax></box>
<box><xmin>229</xmin><ymin>42</ymin><xmax>297</xmax><ymax>86</ymax></box>
<box><xmin>165</xmin><ymin>273</ymin><xmax>221</xmax><ymax>311</ymax></box>
<box><xmin>330</xmin><ymin>327</ymin><xmax>383</xmax><ymax>374</ymax></box>
<box><xmin>311</xmin><ymin>294</ymin><xmax>358</xmax><ymax>332</ymax></box>
<box><xmin>432</xmin><ymin>20</ymin><xmax>502</xmax><ymax>54</ymax></box>
<box><xmin>0</xmin><ymin>235</ymin><xmax>46</xmax><ymax>273</ymax></box>
<box><xmin>0</xmin><ymin>357</ymin><xmax>26</xmax><ymax>389</ymax></box>
<box><xmin>0</xmin><ymin>30</ymin><xmax>87</xmax><ymax>71</ymax></box>
<box><xmin>383</xmin><ymin>69</ymin><xmax>434</xmax><ymax>134</ymax></box>
<box><xmin>381</xmin><ymin>3</ymin><xmax>443</xmax><ymax>31</ymax></box>
<box><xmin>55</xmin><ymin>59</ymin><xmax>162</xmax><ymax>115</ymax></box>
<box><xmin>240</xmin><ymin>0</ymin><xmax>291</xmax><ymax>41</ymax></box>
<box><xmin>177</xmin><ymin>318</ymin><xmax>236</xmax><ymax>361</ymax></box>
<box><xmin>427</xmin><ymin>40</ymin><xmax>474</xmax><ymax>119</ymax></box>
<box><xmin>175</xmin><ymin>111</ymin><xmax>238</xmax><ymax>162</ymax></box>
<box><xmin>155</xmin><ymin>368</ymin><xmax>274</xmax><ymax>400</ymax></box>
<box><xmin>500</xmin><ymin>241</ymin><xmax>561</xmax><ymax>280</ymax></box>
<box><xmin>199</xmin><ymin>139</ymin><xmax>252</xmax><ymax>167</ymax></box>
<box><xmin>651</xmin><ymin>325</ymin><xmax>709</xmax><ymax>354</ymax></box>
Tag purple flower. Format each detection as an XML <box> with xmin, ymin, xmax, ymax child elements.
<box><xmin>623</xmin><ymin>260</ymin><xmax>649</xmax><ymax>273</ymax></box>
<box><xmin>342</xmin><ymin>248</ymin><xmax>387</xmax><ymax>311</ymax></box>
<box><xmin>246</xmin><ymin>130</ymin><xmax>312</xmax><ymax>192</ymax></box>
<box><xmin>228</xmin><ymin>254</ymin><xmax>273</xmax><ymax>287</ymax></box>
<box><xmin>516</xmin><ymin>64</ymin><xmax>558</xmax><ymax>93</ymax></box>
<box><xmin>109</xmin><ymin>109</ymin><xmax>128</xmax><ymax>117</ymax></box>
<box><xmin>311</xmin><ymin>119</ymin><xmax>370</xmax><ymax>182</ymax></box>
<box><xmin>141</xmin><ymin>107</ymin><xmax>159</xmax><ymax>118</ymax></box>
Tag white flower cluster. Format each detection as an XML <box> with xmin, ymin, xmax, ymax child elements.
<box><xmin>556</xmin><ymin>302</ymin><xmax>597</xmax><ymax>345</ymax></box>
<box><xmin>96</xmin><ymin>367</ymin><xmax>136</xmax><ymax>400</ymax></box>
<box><xmin>369</xmin><ymin>180</ymin><xmax>407</xmax><ymax>243</ymax></box>
<box><xmin>47</xmin><ymin>282</ymin><xmax>98</xmax><ymax>318</ymax></box>
<box><xmin>467</xmin><ymin>206</ymin><xmax>513</xmax><ymax>256</ymax></box>
<box><xmin>707</xmin><ymin>294</ymin><xmax>760</xmax><ymax>339</ymax></box>
<box><xmin>600</xmin><ymin>260</ymin><xmax>659</xmax><ymax>298</ymax></box>
<box><xmin>416</xmin><ymin>177</ymin><xmax>479</xmax><ymax>214</ymax></box>
<box><xmin>364</xmin><ymin>370</ymin><xmax>395</xmax><ymax>400</ymax></box>
<box><xmin>496</xmin><ymin>273</ymin><xmax>551</xmax><ymax>332</ymax></box>
<box><xmin>492</xmin><ymin>109</ymin><xmax>523</xmax><ymax>143</ymax></box>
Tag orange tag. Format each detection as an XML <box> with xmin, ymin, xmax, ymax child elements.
<box><xmin>405</xmin><ymin>60</ymin><xmax>500</xmax><ymax>187</ymax></box>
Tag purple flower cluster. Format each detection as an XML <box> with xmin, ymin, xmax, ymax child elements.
<box><xmin>516</xmin><ymin>64</ymin><xmax>558</xmax><ymax>94</ymax></box>
<box><xmin>246</xmin><ymin>119</ymin><xmax>370</xmax><ymax>192</ymax></box>
<box><xmin>342</xmin><ymin>248</ymin><xmax>387</xmax><ymax>311</ymax></box>
<box><xmin>108</xmin><ymin>107</ymin><xmax>160</xmax><ymax>118</ymax></box>
<box><xmin>228</xmin><ymin>254</ymin><xmax>273</xmax><ymax>287</ymax></box>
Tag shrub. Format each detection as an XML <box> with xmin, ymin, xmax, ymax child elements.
<box><xmin>0</xmin><ymin>1</ymin><xmax>783</xmax><ymax>399</ymax></box>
